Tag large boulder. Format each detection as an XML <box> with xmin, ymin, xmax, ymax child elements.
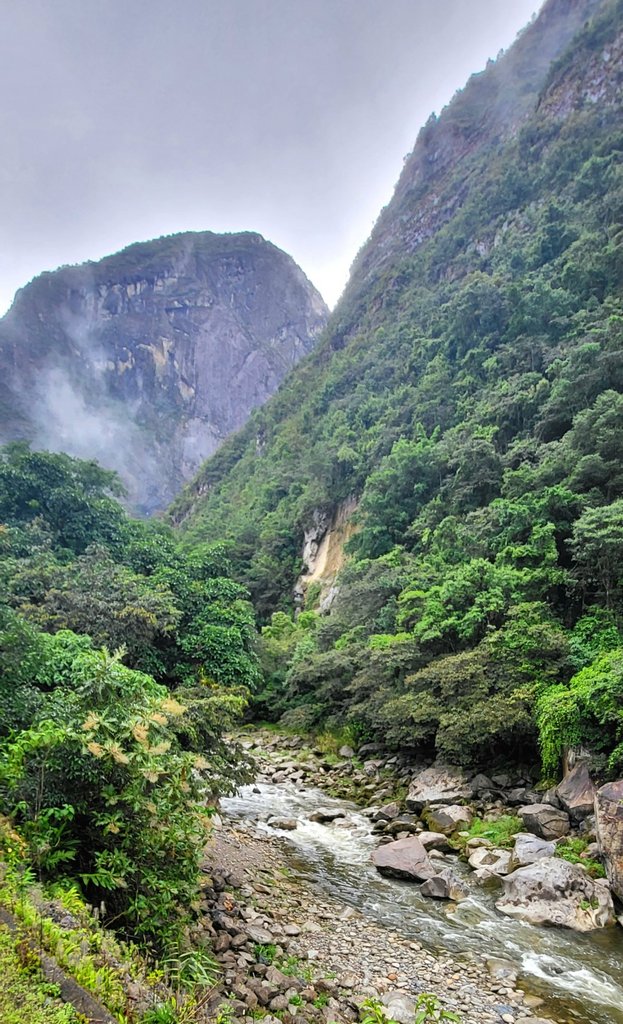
<box><xmin>556</xmin><ymin>761</ymin><xmax>596</xmax><ymax>820</ymax></box>
<box><xmin>308</xmin><ymin>808</ymin><xmax>346</xmax><ymax>823</ymax></box>
<box><xmin>424</xmin><ymin>804</ymin><xmax>473</xmax><ymax>835</ymax></box>
<box><xmin>510</xmin><ymin>833</ymin><xmax>557</xmax><ymax>869</ymax></box>
<box><xmin>418</xmin><ymin>831</ymin><xmax>453</xmax><ymax>852</ymax></box>
<box><xmin>496</xmin><ymin>859</ymin><xmax>615</xmax><ymax>932</ymax></box>
<box><xmin>406</xmin><ymin>765</ymin><xmax>471</xmax><ymax>811</ymax></box>
<box><xmin>380</xmin><ymin>993</ymin><xmax>417</xmax><ymax>1024</ymax></box>
<box><xmin>595</xmin><ymin>779</ymin><xmax>623</xmax><ymax>901</ymax></box>
<box><xmin>518</xmin><ymin>803</ymin><xmax>570</xmax><ymax>840</ymax></box>
<box><xmin>468</xmin><ymin>847</ymin><xmax>512</xmax><ymax>876</ymax></box>
<box><xmin>371</xmin><ymin>836</ymin><xmax>437</xmax><ymax>881</ymax></box>
<box><xmin>470</xmin><ymin>773</ymin><xmax>497</xmax><ymax>796</ymax></box>
<box><xmin>420</xmin><ymin>868</ymin><xmax>469</xmax><ymax>901</ymax></box>
<box><xmin>371</xmin><ymin>802</ymin><xmax>402</xmax><ymax>822</ymax></box>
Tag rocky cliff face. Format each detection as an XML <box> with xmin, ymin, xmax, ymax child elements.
<box><xmin>0</xmin><ymin>231</ymin><xmax>327</xmax><ymax>513</ymax></box>
<box><xmin>347</xmin><ymin>0</ymin><xmax>604</xmax><ymax>294</ymax></box>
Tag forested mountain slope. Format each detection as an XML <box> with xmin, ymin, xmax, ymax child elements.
<box><xmin>173</xmin><ymin>0</ymin><xmax>623</xmax><ymax>773</ymax></box>
<box><xmin>0</xmin><ymin>231</ymin><xmax>327</xmax><ymax>514</ymax></box>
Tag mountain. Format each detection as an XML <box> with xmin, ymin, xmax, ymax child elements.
<box><xmin>171</xmin><ymin>0</ymin><xmax>623</xmax><ymax>768</ymax></box>
<box><xmin>0</xmin><ymin>231</ymin><xmax>328</xmax><ymax>513</ymax></box>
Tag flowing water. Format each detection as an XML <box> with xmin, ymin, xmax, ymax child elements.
<box><xmin>221</xmin><ymin>781</ymin><xmax>623</xmax><ymax>1024</ymax></box>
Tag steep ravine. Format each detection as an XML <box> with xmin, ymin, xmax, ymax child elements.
<box><xmin>215</xmin><ymin>733</ymin><xmax>623</xmax><ymax>1024</ymax></box>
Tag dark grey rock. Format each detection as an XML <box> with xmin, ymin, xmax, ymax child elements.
<box><xmin>420</xmin><ymin>868</ymin><xmax>468</xmax><ymax>901</ymax></box>
<box><xmin>308</xmin><ymin>808</ymin><xmax>346</xmax><ymax>824</ymax></box>
<box><xmin>0</xmin><ymin>231</ymin><xmax>328</xmax><ymax>514</ymax></box>
<box><xmin>371</xmin><ymin>836</ymin><xmax>437</xmax><ymax>881</ymax></box>
<box><xmin>518</xmin><ymin>803</ymin><xmax>570</xmax><ymax>840</ymax></box>
<box><xmin>556</xmin><ymin>761</ymin><xmax>597</xmax><ymax>820</ymax></box>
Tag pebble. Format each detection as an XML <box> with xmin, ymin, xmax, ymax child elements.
<box><xmin>201</xmin><ymin>735</ymin><xmax>566</xmax><ymax>1024</ymax></box>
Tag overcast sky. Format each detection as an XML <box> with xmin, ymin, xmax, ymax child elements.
<box><xmin>0</xmin><ymin>0</ymin><xmax>539</xmax><ymax>313</ymax></box>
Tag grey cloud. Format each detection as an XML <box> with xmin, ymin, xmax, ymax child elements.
<box><xmin>0</xmin><ymin>0</ymin><xmax>538</xmax><ymax>311</ymax></box>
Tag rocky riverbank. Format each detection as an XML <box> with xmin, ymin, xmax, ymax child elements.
<box><xmin>201</xmin><ymin>817</ymin><xmax>553</xmax><ymax>1024</ymax></box>
<box><xmin>239</xmin><ymin>730</ymin><xmax>622</xmax><ymax>934</ymax></box>
<box><xmin>197</xmin><ymin>730</ymin><xmax>575</xmax><ymax>1024</ymax></box>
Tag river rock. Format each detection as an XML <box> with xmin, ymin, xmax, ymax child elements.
<box><xmin>384</xmin><ymin>818</ymin><xmax>420</xmax><ymax>836</ymax></box>
<box><xmin>246</xmin><ymin>924</ymin><xmax>274</xmax><ymax>944</ymax></box>
<box><xmin>418</xmin><ymin>831</ymin><xmax>453</xmax><ymax>852</ymax></box>
<box><xmin>405</xmin><ymin>765</ymin><xmax>472</xmax><ymax>811</ymax></box>
<box><xmin>308</xmin><ymin>808</ymin><xmax>346</xmax><ymax>823</ymax></box>
<box><xmin>380</xmin><ymin>992</ymin><xmax>417</xmax><ymax>1024</ymax></box>
<box><xmin>371</xmin><ymin>836</ymin><xmax>437</xmax><ymax>881</ymax></box>
<box><xmin>339</xmin><ymin>745</ymin><xmax>355</xmax><ymax>759</ymax></box>
<box><xmin>267</xmin><ymin>817</ymin><xmax>298</xmax><ymax>830</ymax></box>
<box><xmin>556</xmin><ymin>761</ymin><xmax>596</xmax><ymax>820</ymax></box>
<box><xmin>470</xmin><ymin>773</ymin><xmax>497</xmax><ymax>796</ymax></box>
<box><xmin>468</xmin><ymin>847</ymin><xmax>512</xmax><ymax>875</ymax></box>
<box><xmin>496</xmin><ymin>859</ymin><xmax>615</xmax><ymax>931</ymax></box>
<box><xmin>464</xmin><ymin>837</ymin><xmax>493</xmax><ymax>854</ymax></box>
<box><xmin>424</xmin><ymin>804</ymin><xmax>473</xmax><ymax>835</ymax></box>
<box><xmin>518</xmin><ymin>803</ymin><xmax>570</xmax><ymax>840</ymax></box>
<box><xmin>420</xmin><ymin>867</ymin><xmax>468</xmax><ymax>901</ymax></box>
<box><xmin>541</xmin><ymin>786</ymin><xmax>561</xmax><ymax>808</ymax></box>
<box><xmin>506</xmin><ymin>787</ymin><xmax>539</xmax><ymax>806</ymax></box>
<box><xmin>486</xmin><ymin>958</ymin><xmax>519</xmax><ymax>983</ymax></box>
<box><xmin>472</xmin><ymin>868</ymin><xmax>504</xmax><ymax>889</ymax></box>
<box><xmin>372</xmin><ymin>802</ymin><xmax>402</xmax><ymax>822</ymax></box>
<box><xmin>510</xmin><ymin>833</ymin><xmax>556</xmax><ymax>869</ymax></box>
<box><xmin>595</xmin><ymin>779</ymin><xmax>623</xmax><ymax>900</ymax></box>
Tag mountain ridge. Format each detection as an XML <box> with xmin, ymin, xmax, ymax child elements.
<box><xmin>170</xmin><ymin>0</ymin><xmax>623</xmax><ymax>771</ymax></box>
<box><xmin>0</xmin><ymin>230</ymin><xmax>328</xmax><ymax>513</ymax></box>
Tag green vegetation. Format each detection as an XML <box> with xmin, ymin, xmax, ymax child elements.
<box><xmin>173</xmin><ymin>0</ymin><xmax>623</xmax><ymax>778</ymax></box>
<box><xmin>253</xmin><ymin>942</ymin><xmax>278</xmax><ymax>964</ymax></box>
<box><xmin>0</xmin><ymin>444</ymin><xmax>259</xmax><ymax>955</ymax></box>
<box><xmin>458</xmin><ymin>816</ymin><xmax>523</xmax><ymax>850</ymax></box>
<box><xmin>0</xmin><ymin>926</ymin><xmax>78</xmax><ymax>1024</ymax></box>
<box><xmin>0</xmin><ymin>832</ymin><xmax>173</xmax><ymax>1023</ymax></box>
<box><xmin>555</xmin><ymin>837</ymin><xmax>606</xmax><ymax>878</ymax></box>
<box><xmin>360</xmin><ymin>994</ymin><xmax>460</xmax><ymax>1024</ymax></box>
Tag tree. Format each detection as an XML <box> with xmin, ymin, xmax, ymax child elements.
<box><xmin>0</xmin><ymin>628</ymin><xmax>251</xmax><ymax>950</ymax></box>
<box><xmin>570</xmin><ymin>499</ymin><xmax>623</xmax><ymax>607</ymax></box>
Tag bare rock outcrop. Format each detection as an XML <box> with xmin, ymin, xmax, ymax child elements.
<box><xmin>595</xmin><ymin>779</ymin><xmax>623</xmax><ymax>901</ymax></box>
<box><xmin>0</xmin><ymin>231</ymin><xmax>328</xmax><ymax>513</ymax></box>
<box><xmin>556</xmin><ymin>761</ymin><xmax>596</xmax><ymax>821</ymax></box>
<box><xmin>405</xmin><ymin>766</ymin><xmax>471</xmax><ymax>812</ymax></box>
<box><xmin>496</xmin><ymin>859</ymin><xmax>615</xmax><ymax>932</ymax></box>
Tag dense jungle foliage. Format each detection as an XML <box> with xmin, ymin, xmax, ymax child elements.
<box><xmin>0</xmin><ymin>442</ymin><xmax>258</xmax><ymax>952</ymax></box>
<box><xmin>174</xmin><ymin>0</ymin><xmax>623</xmax><ymax>778</ymax></box>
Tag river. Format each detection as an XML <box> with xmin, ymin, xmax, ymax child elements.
<box><xmin>221</xmin><ymin>780</ymin><xmax>623</xmax><ymax>1024</ymax></box>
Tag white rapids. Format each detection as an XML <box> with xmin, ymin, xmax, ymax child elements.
<box><xmin>222</xmin><ymin>780</ymin><xmax>623</xmax><ymax>1024</ymax></box>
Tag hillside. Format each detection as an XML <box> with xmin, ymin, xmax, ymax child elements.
<box><xmin>0</xmin><ymin>231</ymin><xmax>327</xmax><ymax>513</ymax></box>
<box><xmin>172</xmin><ymin>0</ymin><xmax>623</xmax><ymax>770</ymax></box>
